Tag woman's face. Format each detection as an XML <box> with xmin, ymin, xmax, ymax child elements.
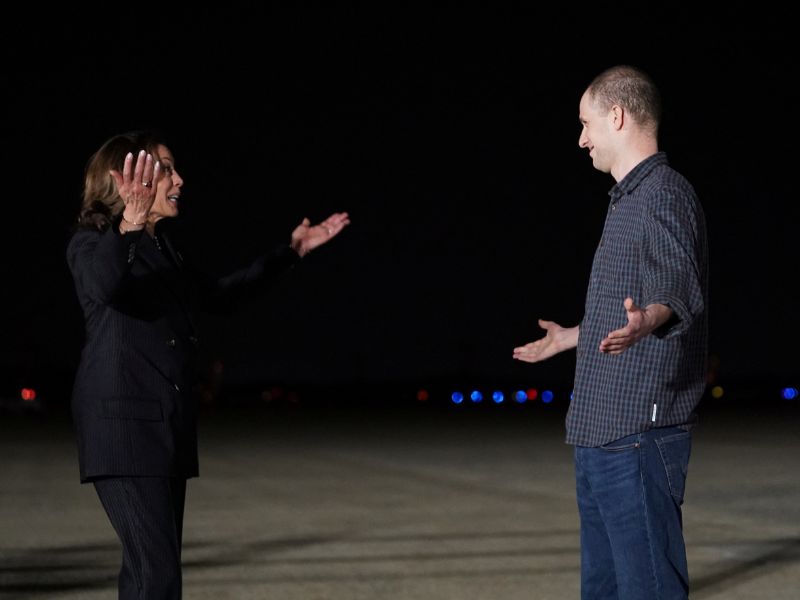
<box><xmin>149</xmin><ymin>144</ymin><xmax>183</xmax><ymax>220</ymax></box>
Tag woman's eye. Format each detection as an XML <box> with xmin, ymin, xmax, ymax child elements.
<box><xmin>162</xmin><ymin>165</ymin><xmax>174</xmax><ymax>175</ymax></box>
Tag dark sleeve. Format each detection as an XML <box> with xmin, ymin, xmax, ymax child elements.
<box><xmin>641</xmin><ymin>188</ymin><xmax>706</xmax><ymax>338</ymax></box>
<box><xmin>191</xmin><ymin>243</ymin><xmax>302</xmax><ymax>314</ymax></box>
<box><xmin>66</xmin><ymin>221</ymin><xmax>147</xmax><ymax>304</ymax></box>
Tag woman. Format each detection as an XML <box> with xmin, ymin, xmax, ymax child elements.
<box><xmin>66</xmin><ymin>130</ymin><xmax>349</xmax><ymax>599</ymax></box>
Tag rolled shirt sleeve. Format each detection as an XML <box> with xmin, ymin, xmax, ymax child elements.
<box><xmin>641</xmin><ymin>187</ymin><xmax>706</xmax><ymax>338</ymax></box>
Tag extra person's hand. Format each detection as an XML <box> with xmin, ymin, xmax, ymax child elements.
<box><xmin>290</xmin><ymin>212</ymin><xmax>350</xmax><ymax>257</ymax></box>
<box><xmin>513</xmin><ymin>319</ymin><xmax>575</xmax><ymax>363</ymax></box>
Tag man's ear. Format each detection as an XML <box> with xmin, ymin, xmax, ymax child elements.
<box><xmin>609</xmin><ymin>104</ymin><xmax>624</xmax><ymax>131</ymax></box>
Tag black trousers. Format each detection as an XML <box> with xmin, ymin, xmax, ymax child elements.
<box><xmin>94</xmin><ymin>476</ymin><xmax>187</xmax><ymax>600</ymax></box>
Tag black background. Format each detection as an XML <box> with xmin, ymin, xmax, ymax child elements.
<box><xmin>2</xmin><ymin>5</ymin><xmax>797</xmax><ymax>407</ymax></box>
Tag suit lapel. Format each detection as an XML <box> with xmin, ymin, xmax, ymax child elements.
<box><xmin>136</xmin><ymin>232</ymin><xmax>199</xmax><ymax>337</ymax></box>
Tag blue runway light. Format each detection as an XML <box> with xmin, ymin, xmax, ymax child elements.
<box><xmin>514</xmin><ymin>390</ymin><xmax>527</xmax><ymax>403</ymax></box>
<box><xmin>451</xmin><ymin>391</ymin><xmax>464</xmax><ymax>404</ymax></box>
<box><xmin>470</xmin><ymin>390</ymin><xmax>483</xmax><ymax>403</ymax></box>
<box><xmin>492</xmin><ymin>390</ymin><xmax>504</xmax><ymax>404</ymax></box>
<box><xmin>782</xmin><ymin>387</ymin><xmax>798</xmax><ymax>400</ymax></box>
<box><xmin>542</xmin><ymin>390</ymin><xmax>554</xmax><ymax>403</ymax></box>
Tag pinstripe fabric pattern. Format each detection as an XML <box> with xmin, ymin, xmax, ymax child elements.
<box><xmin>94</xmin><ymin>477</ymin><xmax>186</xmax><ymax>599</ymax></box>
<box><xmin>566</xmin><ymin>152</ymin><xmax>708</xmax><ymax>447</ymax></box>
<box><xmin>67</xmin><ymin>216</ymin><xmax>301</xmax><ymax>481</ymax></box>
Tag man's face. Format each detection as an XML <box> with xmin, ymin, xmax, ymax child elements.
<box><xmin>578</xmin><ymin>91</ymin><xmax>614</xmax><ymax>174</ymax></box>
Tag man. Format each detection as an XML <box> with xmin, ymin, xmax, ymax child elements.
<box><xmin>513</xmin><ymin>65</ymin><xmax>708</xmax><ymax>599</ymax></box>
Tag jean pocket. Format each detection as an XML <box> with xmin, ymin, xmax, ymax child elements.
<box><xmin>655</xmin><ymin>431</ymin><xmax>692</xmax><ymax>504</ymax></box>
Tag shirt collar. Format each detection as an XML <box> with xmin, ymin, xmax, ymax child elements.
<box><xmin>608</xmin><ymin>151</ymin><xmax>669</xmax><ymax>200</ymax></box>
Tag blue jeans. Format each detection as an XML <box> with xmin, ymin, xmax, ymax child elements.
<box><xmin>575</xmin><ymin>427</ymin><xmax>692</xmax><ymax>600</ymax></box>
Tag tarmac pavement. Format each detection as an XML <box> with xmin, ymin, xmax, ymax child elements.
<box><xmin>1</xmin><ymin>395</ymin><xmax>798</xmax><ymax>599</ymax></box>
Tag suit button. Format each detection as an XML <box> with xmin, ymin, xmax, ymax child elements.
<box><xmin>167</xmin><ymin>338</ymin><xmax>177</xmax><ymax>347</ymax></box>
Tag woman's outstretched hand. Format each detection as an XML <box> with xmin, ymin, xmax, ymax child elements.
<box><xmin>290</xmin><ymin>212</ymin><xmax>350</xmax><ymax>257</ymax></box>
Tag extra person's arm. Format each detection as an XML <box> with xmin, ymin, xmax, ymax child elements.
<box><xmin>513</xmin><ymin>320</ymin><xmax>580</xmax><ymax>363</ymax></box>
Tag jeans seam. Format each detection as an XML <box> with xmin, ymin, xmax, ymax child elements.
<box><xmin>640</xmin><ymin>444</ymin><xmax>661</xmax><ymax>598</ymax></box>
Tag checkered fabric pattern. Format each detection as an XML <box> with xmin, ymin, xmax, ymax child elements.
<box><xmin>566</xmin><ymin>152</ymin><xmax>709</xmax><ymax>447</ymax></box>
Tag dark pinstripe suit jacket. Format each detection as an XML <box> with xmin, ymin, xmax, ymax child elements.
<box><xmin>66</xmin><ymin>217</ymin><xmax>299</xmax><ymax>482</ymax></box>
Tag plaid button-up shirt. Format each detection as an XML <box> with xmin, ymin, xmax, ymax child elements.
<box><xmin>566</xmin><ymin>152</ymin><xmax>709</xmax><ymax>447</ymax></box>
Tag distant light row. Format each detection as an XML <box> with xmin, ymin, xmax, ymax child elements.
<box><xmin>413</xmin><ymin>386</ymin><xmax>800</xmax><ymax>404</ymax></box>
<box><xmin>449</xmin><ymin>388</ymin><xmax>558</xmax><ymax>405</ymax></box>
<box><xmin>711</xmin><ymin>386</ymin><xmax>799</xmax><ymax>401</ymax></box>
<box><xmin>12</xmin><ymin>386</ymin><xmax>800</xmax><ymax>403</ymax></box>
<box><xmin>411</xmin><ymin>388</ymin><xmax>560</xmax><ymax>404</ymax></box>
